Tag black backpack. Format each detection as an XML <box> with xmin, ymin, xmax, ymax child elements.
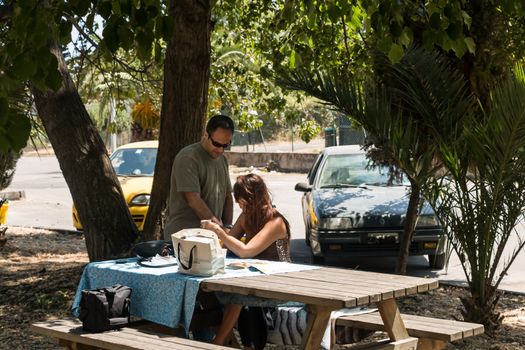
<box><xmin>78</xmin><ymin>284</ymin><xmax>132</xmax><ymax>332</ymax></box>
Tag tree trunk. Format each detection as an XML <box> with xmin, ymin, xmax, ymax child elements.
<box><xmin>395</xmin><ymin>179</ymin><xmax>420</xmax><ymax>274</ymax></box>
<box><xmin>31</xmin><ymin>42</ymin><xmax>139</xmax><ymax>261</ymax></box>
<box><xmin>142</xmin><ymin>0</ymin><xmax>212</xmax><ymax>241</ymax></box>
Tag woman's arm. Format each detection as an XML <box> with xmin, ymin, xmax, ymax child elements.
<box><xmin>225</xmin><ymin>213</ymin><xmax>245</xmax><ymax>240</ymax></box>
<box><xmin>201</xmin><ymin>216</ymin><xmax>287</xmax><ymax>259</ymax></box>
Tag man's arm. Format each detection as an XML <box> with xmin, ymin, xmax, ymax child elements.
<box><xmin>221</xmin><ymin>192</ymin><xmax>234</xmax><ymax>227</ymax></box>
<box><xmin>183</xmin><ymin>192</ymin><xmax>221</xmax><ymax>224</ymax></box>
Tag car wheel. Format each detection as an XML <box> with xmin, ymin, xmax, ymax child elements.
<box><xmin>428</xmin><ymin>253</ymin><xmax>446</xmax><ymax>269</ymax></box>
<box><xmin>311</xmin><ymin>250</ymin><xmax>325</xmax><ymax>265</ymax></box>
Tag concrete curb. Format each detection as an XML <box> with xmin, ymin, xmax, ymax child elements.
<box><xmin>438</xmin><ymin>280</ymin><xmax>525</xmax><ymax>296</ymax></box>
<box><xmin>6</xmin><ymin>225</ymin><xmax>81</xmax><ymax>235</ymax></box>
<box><xmin>0</xmin><ymin>191</ymin><xmax>26</xmax><ymax>200</ymax></box>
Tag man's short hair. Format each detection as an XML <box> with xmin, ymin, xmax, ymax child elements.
<box><xmin>206</xmin><ymin>115</ymin><xmax>235</xmax><ymax>135</ymax></box>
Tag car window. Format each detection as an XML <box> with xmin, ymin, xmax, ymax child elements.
<box><xmin>111</xmin><ymin>148</ymin><xmax>157</xmax><ymax>176</ymax></box>
<box><xmin>316</xmin><ymin>154</ymin><xmax>407</xmax><ymax>187</ymax></box>
<box><xmin>307</xmin><ymin>153</ymin><xmax>324</xmax><ymax>185</ymax></box>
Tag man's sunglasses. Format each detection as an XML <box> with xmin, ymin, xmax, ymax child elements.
<box><xmin>209</xmin><ymin>135</ymin><xmax>230</xmax><ymax>149</ymax></box>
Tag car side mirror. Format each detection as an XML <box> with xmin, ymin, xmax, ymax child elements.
<box><xmin>295</xmin><ymin>182</ymin><xmax>312</xmax><ymax>192</ymax></box>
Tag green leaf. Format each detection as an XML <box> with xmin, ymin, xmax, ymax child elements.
<box><xmin>154</xmin><ymin>42</ymin><xmax>162</xmax><ymax>64</ymax></box>
<box><xmin>377</xmin><ymin>36</ymin><xmax>392</xmax><ymax>54</ymax></box>
<box><xmin>135</xmin><ymin>28</ymin><xmax>153</xmax><ymax>61</ymax></box>
<box><xmin>120</xmin><ymin>0</ymin><xmax>132</xmax><ymax>15</ymax></box>
<box><xmin>0</xmin><ymin>136</ymin><xmax>9</xmax><ymax>153</ymax></box>
<box><xmin>30</xmin><ymin>66</ymin><xmax>48</xmax><ymax>91</ymax></box>
<box><xmin>451</xmin><ymin>38</ymin><xmax>467</xmax><ymax>57</ymax></box>
<box><xmin>112</xmin><ymin>0</ymin><xmax>121</xmax><ymax>15</ymax></box>
<box><xmin>446</xmin><ymin>22</ymin><xmax>461</xmax><ymax>40</ymax></box>
<box><xmin>429</xmin><ymin>12</ymin><xmax>441</xmax><ymax>30</ymax></box>
<box><xmin>45</xmin><ymin>69</ymin><xmax>62</xmax><ymax>91</ymax></box>
<box><xmin>161</xmin><ymin>16</ymin><xmax>174</xmax><ymax>42</ymax></box>
<box><xmin>307</xmin><ymin>7</ymin><xmax>317</xmax><ymax>29</ymax></box>
<box><xmin>388</xmin><ymin>43</ymin><xmax>404</xmax><ymax>63</ymax></box>
<box><xmin>134</xmin><ymin>7</ymin><xmax>149</xmax><ymax>27</ymax></box>
<box><xmin>58</xmin><ymin>19</ymin><xmax>72</xmax><ymax>45</ymax></box>
<box><xmin>389</xmin><ymin>22</ymin><xmax>402</xmax><ymax>38</ymax></box>
<box><xmin>464</xmin><ymin>37</ymin><xmax>476</xmax><ymax>54</ymax></box>
<box><xmin>443</xmin><ymin>4</ymin><xmax>454</xmax><ymax>18</ymax></box>
<box><xmin>422</xmin><ymin>29</ymin><xmax>436</xmax><ymax>50</ymax></box>
<box><xmin>289</xmin><ymin>49</ymin><xmax>296</xmax><ymax>69</ymax></box>
<box><xmin>378</xmin><ymin>1</ymin><xmax>390</xmax><ymax>15</ymax></box>
<box><xmin>11</xmin><ymin>54</ymin><xmax>37</xmax><ymax>80</ymax></box>
<box><xmin>6</xmin><ymin>113</ymin><xmax>31</xmax><ymax>151</ymax></box>
<box><xmin>154</xmin><ymin>15</ymin><xmax>164</xmax><ymax>39</ymax></box>
<box><xmin>117</xmin><ymin>22</ymin><xmax>134</xmax><ymax>50</ymax></box>
<box><xmin>461</xmin><ymin>11</ymin><xmax>472</xmax><ymax>30</ymax></box>
<box><xmin>98</xmin><ymin>1</ymin><xmax>113</xmax><ymax>20</ymax></box>
<box><xmin>0</xmin><ymin>98</ymin><xmax>8</xmax><ymax>124</ymax></box>
<box><xmin>281</xmin><ymin>1</ymin><xmax>295</xmax><ymax>22</ymax></box>
<box><xmin>102</xmin><ymin>19</ymin><xmax>120</xmax><ymax>53</ymax></box>
<box><xmin>370</xmin><ymin>12</ymin><xmax>381</xmax><ymax>31</ymax></box>
<box><xmin>399</xmin><ymin>26</ymin><xmax>413</xmax><ymax>47</ymax></box>
<box><xmin>45</xmin><ymin>55</ymin><xmax>62</xmax><ymax>91</ymax></box>
<box><xmin>74</xmin><ymin>0</ymin><xmax>91</xmax><ymax>17</ymax></box>
<box><xmin>31</xmin><ymin>18</ymin><xmax>50</xmax><ymax>45</ymax></box>
<box><xmin>441</xmin><ymin>35</ymin><xmax>452</xmax><ymax>51</ymax></box>
<box><xmin>147</xmin><ymin>5</ymin><xmax>159</xmax><ymax>18</ymax></box>
<box><xmin>86</xmin><ymin>13</ymin><xmax>95</xmax><ymax>29</ymax></box>
<box><xmin>327</xmin><ymin>3</ymin><xmax>342</xmax><ymax>22</ymax></box>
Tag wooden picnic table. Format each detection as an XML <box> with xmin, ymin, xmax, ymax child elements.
<box><xmin>69</xmin><ymin>258</ymin><xmax>439</xmax><ymax>349</ymax></box>
<box><xmin>201</xmin><ymin>266</ymin><xmax>438</xmax><ymax>350</ymax></box>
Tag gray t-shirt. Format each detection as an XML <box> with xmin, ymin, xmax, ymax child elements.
<box><xmin>164</xmin><ymin>142</ymin><xmax>231</xmax><ymax>241</ymax></box>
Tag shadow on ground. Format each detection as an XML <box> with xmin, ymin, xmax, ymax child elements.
<box><xmin>290</xmin><ymin>238</ymin><xmax>441</xmax><ymax>278</ymax></box>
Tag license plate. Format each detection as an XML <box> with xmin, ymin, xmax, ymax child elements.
<box><xmin>367</xmin><ymin>232</ymin><xmax>399</xmax><ymax>244</ymax></box>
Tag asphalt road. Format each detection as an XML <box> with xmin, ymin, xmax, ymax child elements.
<box><xmin>5</xmin><ymin>155</ymin><xmax>525</xmax><ymax>294</ymax></box>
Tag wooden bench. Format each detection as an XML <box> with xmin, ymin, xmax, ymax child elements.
<box><xmin>31</xmin><ymin>318</ymin><xmax>235</xmax><ymax>350</ymax></box>
<box><xmin>335</xmin><ymin>312</ymin><xmax>484</xmax><ymax>350</ymax></box>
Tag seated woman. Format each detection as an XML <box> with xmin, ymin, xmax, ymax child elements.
<box><xmin>200</xmin><ymin>173</ymin><xmax>290</xmax><ymax>349</ymax></box>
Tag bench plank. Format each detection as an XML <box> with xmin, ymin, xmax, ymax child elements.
<box><xmin>31</xmin><ymin>318</ymin><xmax>233</xmax><ymax>350</ymax></box>
<box><xmin>336</xmin><ymin>312</ymin><xmax>484</xmax><ymax>342</ymax></box>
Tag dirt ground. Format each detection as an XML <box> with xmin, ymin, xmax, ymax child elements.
<box><xmin>0</xmin><ymin>227</ymin><xmax>524</xmax><ymax>350</ymax></box>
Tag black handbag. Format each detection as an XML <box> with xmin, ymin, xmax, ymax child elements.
<box><xmin>78</xmin><ymin>284</ymin><xmax>132</xmax><ymax>332</ymax></box>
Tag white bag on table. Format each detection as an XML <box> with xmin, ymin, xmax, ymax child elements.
<box><xmin>171</xmin><ymin>228</ymin><xmax>224</xmax><ymax>277</ymax></box>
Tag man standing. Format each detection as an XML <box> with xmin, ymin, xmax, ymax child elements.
<box><xmin>164</xmin><ymin>115</ymin><xmax>234</xmax><ymax>241</ymax></box>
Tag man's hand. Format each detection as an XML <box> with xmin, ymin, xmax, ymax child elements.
<box><xmin>200</xmin><ymin>219</ymin><xmax>225</xmax><ymax>238</ymax></box>
<box><xmin>210</xmin><ymin>217</ymin><xmax>222</xmax><ymax>225</ymax></box>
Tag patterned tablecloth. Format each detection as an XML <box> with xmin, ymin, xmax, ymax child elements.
<box><xmin>71</xmin><ymin>257</ymin><xmax>318</xmax><ymax>332</ymax></box>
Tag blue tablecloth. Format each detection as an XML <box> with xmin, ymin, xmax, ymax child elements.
<box><xmin>71</xmin><ymin>258</ymin><xmax>317</xmax><ymax>332</ymax></box>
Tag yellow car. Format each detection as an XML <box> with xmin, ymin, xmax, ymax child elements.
<box><xmin>73</xmin><ymin>141</ymin><xmax>158</xmax><ymax>231</ymax></box>
<box><xmin>0</xmin><ymin>199</ymin><xmax>8</xmax><ymax>225</ymax></box>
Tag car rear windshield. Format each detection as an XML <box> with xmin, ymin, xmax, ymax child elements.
<box><xmin>318</xmin><ymin>154</ymin><xmax>408</xmax><ymax>187</ymax></box>
<box><xmin>111</xmin><ymin>148</ymin><xmax>157</xmax><ymax>176</ymax></box>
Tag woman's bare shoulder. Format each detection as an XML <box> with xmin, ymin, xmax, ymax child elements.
<box><xmin>265</xmin><ymin>215</ymin><xmax>287</xmax><ymax>237</ymax></box>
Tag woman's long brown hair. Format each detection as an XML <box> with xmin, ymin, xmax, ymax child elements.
<box><xmin>233</xmin><ymin>173</ymin><xmax>289</xmax><ymax>237</ymax></box>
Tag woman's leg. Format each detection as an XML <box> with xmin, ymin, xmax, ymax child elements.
<box><xmin>212</xmin><ymin>304</ymin><xmax>243</xmax><ymax>345</ymax></box>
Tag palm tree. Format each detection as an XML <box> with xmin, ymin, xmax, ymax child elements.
<box><xmin>423</xmin><ymin>65</ymin><xmax>525</xmax><ymax>329</ymax></box>
<box><xmin>278</xmin><ymin>48</ymin><xmax>472</xmax><ymax>274</ymax></box>
<box><xmin>278</xmin><ymin>49</ymin><xmax>525</xmax><ymax>329</ymax></box>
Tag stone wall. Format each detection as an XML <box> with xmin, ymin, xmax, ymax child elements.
<box><xmin>224</xmin><ymin>151</ymin><xmax>318</xmax><ymax>173</ymax></box>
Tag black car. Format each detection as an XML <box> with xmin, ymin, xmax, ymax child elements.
<box><xmin>295</xmin><ymin>145</ymin><xmax>446</xmax><ymax>268</ymax></box>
